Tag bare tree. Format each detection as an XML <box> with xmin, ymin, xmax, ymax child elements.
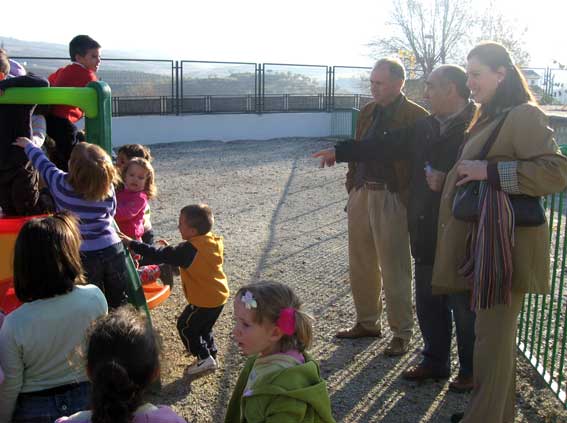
<box><xmin>368</xmin><ymin>0</ymin><xmax>474</xmax><ymax>76</ymax></box>
<box><xmin>478</xmin><ymin>1</ymin><xmax>530</xmax><ymax>66</ymax></box>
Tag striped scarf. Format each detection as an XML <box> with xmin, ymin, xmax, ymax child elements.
<box><xmin>458</xmin><ymin>181</ymin><xmax>515</xmax><ymax>310</ymax></box>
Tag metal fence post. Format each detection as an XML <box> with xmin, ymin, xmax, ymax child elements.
<box><xmin>175</xmin><ymin>61</ymin><xmax>181</xmax><ymax>116</ymax></box>
<box><xmin>260</xmin><ymin>63</ymin><xmax>265</xmax><ymax>114</ymax></box>
<box><xmin>351</xmin><ymin>108</ymin><xmax>359</xmax><ymax>139</ymax></box>
<box><xmin>331</xmin><ymin>66</ymin><xmax>336</xmax><ymax>111</ymax></box>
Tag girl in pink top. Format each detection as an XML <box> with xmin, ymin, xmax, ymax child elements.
<box><xmin>115</xmin><ymin>157</ymin><xmax>156</xmax><ymax>241</ymax></box>
<box><xmin>115</xmin><ymin>158</ymin><xmax>165</xmax><ymax>284</ymax></box>
<box><xmin>56</xmin><ymin>306</ymin><xmax>187</xmax><ymax>423</ymax></box>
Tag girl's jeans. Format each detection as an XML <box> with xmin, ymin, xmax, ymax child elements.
<box><xmin>12</xmin><ymin>381</ymin><xmax>91</xmax><ymax>423</ymax></box>
<box><xmin>82</xmin><ymin>242</ymin><xmax>129</xmax><ymax>308</ymax></box>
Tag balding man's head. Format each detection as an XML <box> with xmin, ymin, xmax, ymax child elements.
<box><xmin>370</xmin><ymin>58</ymin><xmax>406</xmax><ymax>106</ymax></box>
<box><xmin>425</xmin><ymin>65</ymin><xmax>470</xmax><ymax>115</ymax></box>
<box><xmin>433</xmin><ymin>65</ymin><xmax>470</xmax><ymax>99</ymax></box>
<box><xmin>374</xmin><ymin>58</ymin><xmax>406</xmax><ymax>82</ymax></box>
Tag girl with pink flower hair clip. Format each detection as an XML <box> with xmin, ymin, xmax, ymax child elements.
<box><xmin>225</xmin><ymin>281</ymin><xmax>336</xmax><ymax>423</ymax></box>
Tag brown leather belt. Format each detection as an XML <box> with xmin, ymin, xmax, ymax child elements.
<box><xmin>364</xmin><ymin>181</ymin><xmax>386</xmax><ymax>191</ymax></box>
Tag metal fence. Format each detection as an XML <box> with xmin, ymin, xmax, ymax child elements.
<box><xmin>10</xmin><ymin>56</ymin><xmax>567</xmax><ymax>118</ymax></box>
<box><xmin>551</xmin><ymin>116</ymin><xmax>567</xmax><ymax>146</ymax></box>
<box><xmin>9</xmin><ymin>57</ymin><xmax>405</xmax><ymax>116</ymax></box>
<box><xmin>516</xmin><ymin>132</ymin><xmax>567</xmax><ymax>411</ymax></box>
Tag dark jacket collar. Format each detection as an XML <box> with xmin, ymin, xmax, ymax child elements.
<box><xmin>375</xmin><ymin>94</ymin><xmax>404</xmax><ymax>119</ymax></box>
<box><xmin>424</xmin><ymin>101</ymin><xmax>476</xmax><ymax>146</ymax></box>
<box><xmin>444</xmin><ymin>100</ymin><xmax>476</xmax><ymax>133</ymax></box>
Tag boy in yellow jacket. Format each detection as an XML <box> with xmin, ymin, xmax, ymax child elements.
<box><xmin>122</xmin><ymin>204</ymin><xmax>229</xmax><ymax>375</ymax></box>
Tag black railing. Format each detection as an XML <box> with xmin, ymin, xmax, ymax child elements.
<box><xmin>11</xmin><ymin>56</ymin><xmax>567</xmax><ymax>116</ymax></box>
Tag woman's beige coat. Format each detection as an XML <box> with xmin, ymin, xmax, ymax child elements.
<box><xmin>432</xmin><ymin>103</ymin><xmax>567</xmax><ymax>295</ymax></box>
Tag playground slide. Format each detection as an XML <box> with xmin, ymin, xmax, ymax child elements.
<box><xmin>0</xmin><ymin>83</ymin><xmax>170</xmax><ymax>318</ymax></box>
<box><xmin>0</xmin><ymin>216</ymin><xmax>36</xmax><ymax>313</ymax></box>
<box><xmin>0</xmin><ymin>215</ymin><xmax>171</xmax><ymax>316</ymax></box>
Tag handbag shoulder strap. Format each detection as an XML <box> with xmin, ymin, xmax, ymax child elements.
<box><xmin>477</xmin><ymin>111</ymin><xmax>510</xmax><ymax>160</ymax></box>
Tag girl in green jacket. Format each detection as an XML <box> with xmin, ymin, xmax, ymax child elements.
<box><xmin>225</xmin><ymin>282</ymin><xmax>335</xmax><ymax>423</ymax></box>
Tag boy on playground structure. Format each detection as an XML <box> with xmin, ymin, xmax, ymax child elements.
<box><xmin>121</xmin><ymin>204</ymin><xmax>229</xmax><ymax>376</ymax></box>
<box><xmin>46</xmin><ymin>35</ymin><xmax>101</xmax><ymax>171</ymax></box>
<box><xmin>0</xmin><ymin>49</ymin><xmax>49</xmax><ymax>216</ymax></box>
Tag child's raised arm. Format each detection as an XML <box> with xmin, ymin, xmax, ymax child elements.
<box><xmin>13</xmin><ymin>137</ymin><xmax>31</xmax><ymax>149</ymax></box>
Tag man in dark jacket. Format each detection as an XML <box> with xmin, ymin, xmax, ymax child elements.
<box><xmin>314</xmin><ymin>65</ymin><xmax>476</xmax><ymax>391</ymax></box>
<box><xmin>0</xmin><ymin>49</ymin><xmax>49</xmax><ymax>216</ymax></box>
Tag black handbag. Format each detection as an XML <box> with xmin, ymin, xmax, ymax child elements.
<box><xmin>452</xmin><ymin>112</ymin><xmax>545</xmax><ymax>226</ymax></box>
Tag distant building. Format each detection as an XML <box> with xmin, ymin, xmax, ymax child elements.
<box><xmin>522</xmin><ymin>69</ymin><xmax>541</xmax><ymax>88</ymax></box>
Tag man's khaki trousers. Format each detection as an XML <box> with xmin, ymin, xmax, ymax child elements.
<box><xmin>462</xmin><ymin>291</ymin><xmax>524</xmax><ymax>423</ymax></box>
<box><xmin>347</xmin><ymin>186</ymin><xmax>413</xmax><ymax>340</ymax></box>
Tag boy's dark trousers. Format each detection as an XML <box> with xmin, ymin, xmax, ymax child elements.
<box><xmin>177</xmin><ymin>304</ymin><xmax>224</xmax><ymax>360</ymax></box>
<box><xmin>0</xmin><ymin>162</ymin><xmax>42</xmax><ymax>216</ymax></box>
<box><xmin>46</xmin><ymin>115</ymin><xmax>78</xmax><ymax>171</ymax></box>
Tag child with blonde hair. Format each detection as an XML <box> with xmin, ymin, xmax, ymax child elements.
<box><xmin>115</xmin><ymin>144</ymin><xmax>154</xmax><ymax>244</ymax></box>
<box><xmin>116</xmin><ymin>157</ymin><xmax>168</xmax><ymax>285</ymax></box>
<box><xmin>14</xmin><ymin>137</ymin><xmax>130</xmax><ymax>308</ymax></box>
<box><xmin>116</xmin><ymin>157</ymin><xmax>156</xmax><ymax>241</ymax></box>
<box><xmin>225</xmin><ymin>282</ymin><xmax>335</xmax><ymax>423</ymax></box>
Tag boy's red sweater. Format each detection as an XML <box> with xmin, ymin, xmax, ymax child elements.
<box><xmin>48</xmin><ymin>63</ymin><xmax>97</xmax><ymax>123</ymax></box>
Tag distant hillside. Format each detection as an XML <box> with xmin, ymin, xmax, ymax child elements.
<box><xmin>0</xmin><ymin>36</ymin><xmax>366</xmax><ymax>96</ymax></box>
<box><xmin>0</xmin><ymin>36</ymin><xmax>149</xmax><ymax>60</ymax></box>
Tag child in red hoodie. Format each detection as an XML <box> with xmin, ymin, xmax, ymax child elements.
<box><xmin>47</xmin><ymin>35</ymin><xmax>100</xmax><ymax>171</ymax></box>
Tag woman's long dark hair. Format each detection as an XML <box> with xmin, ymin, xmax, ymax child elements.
<box><xmin>87</xmin><ymin>306</ymin><xmax>161</xmax><ymax>423</ymax></box>
<box><xmin>467</xmin><ymin>41</ymin><xmax>535</xmax><ymax>130</ymax></box>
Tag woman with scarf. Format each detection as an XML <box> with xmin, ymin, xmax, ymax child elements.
<box><xmin>432</xmin><ymin>42</ymin><xmax>567</xmax><ymax>422</ymax></box>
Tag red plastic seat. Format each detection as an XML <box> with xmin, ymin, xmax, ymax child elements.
<box><xmin>0</xmin><ymin>216</ymin><xmax>44</xmax><ymax>315</ymax></box>
<box><xmin>0</xmin><ymin>278</ymin><xmax>22</xmax><ymax>314</ymax></box>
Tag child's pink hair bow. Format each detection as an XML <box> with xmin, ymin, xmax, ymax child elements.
<box><xmin>277</xmin><ymin>307</ymin><xmax>296</xmax><ymax>336</ymax></box>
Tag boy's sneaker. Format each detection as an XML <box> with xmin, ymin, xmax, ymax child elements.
<box><xmin>186</xmin><ymin>356</ymin><xmax>217</xmax><ymax>375</ymax></box>
<box><xmin>159</xmin><ymin>263</ymin><xmax>174</xmax><ymax>287</ymax></box>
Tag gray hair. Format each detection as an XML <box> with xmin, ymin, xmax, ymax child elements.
<box><xmin>435</xmin><ymin>64</ymin><xmax>470</xmax><ymax>100</ymax></box>
<box><xmin>374</xmin><ymin>58</ymin><xmax>406</xmax><ymax>81</ymax></box>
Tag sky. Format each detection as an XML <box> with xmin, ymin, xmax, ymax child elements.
<box><xmin>2</xmin><ymin>0</ymin><xmax>566</xmax><ymax>68</ymax></box>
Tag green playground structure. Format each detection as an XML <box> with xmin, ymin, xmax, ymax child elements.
<box><xmin>0</xmin><ymin>81</ymin><xmax>151</xmax><ymax>320</ymax></box>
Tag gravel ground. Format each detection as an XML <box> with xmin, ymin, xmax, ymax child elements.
<box><xmin>142</xmin><ymin>137</ymin><xmax>567</xmax><ymax>423</ymax></box>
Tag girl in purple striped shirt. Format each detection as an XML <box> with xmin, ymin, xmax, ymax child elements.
<box><xmin>14</xmin><ymin>137</ymin><xmax>129</xmax><ymax>308</ymax></box>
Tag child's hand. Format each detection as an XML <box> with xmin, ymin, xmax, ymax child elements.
<box><xmin>118</xmin><ymin>232</ymin><xmax>133</xmax><ymax>247</ymax></box>
<box><xmin>13</xmin><ymin>137</ymin><xmax>32</xmax><ymax>149</ymax></box>
<box><xmin>156</xmin><ymin>239</ymin><xmax>169</xmax><ymax>246</ymax></box>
